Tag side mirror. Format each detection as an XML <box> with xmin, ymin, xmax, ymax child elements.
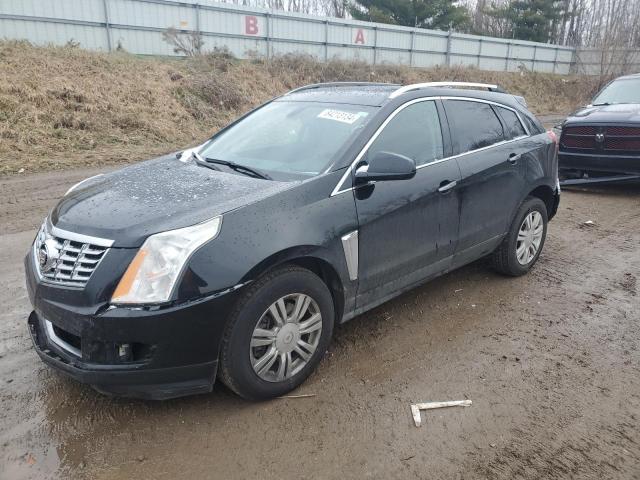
<box><xmin>354</xmin><ymin>151</ymin><xmax>416</xmax><ymax>184</ymax></box>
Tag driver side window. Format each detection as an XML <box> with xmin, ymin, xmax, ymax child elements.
<box><xmin>367</xmin><ymin>101</ymin><xmax>444</xmax><ymax>167</ymax></box>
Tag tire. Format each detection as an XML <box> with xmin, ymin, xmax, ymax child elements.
<box><xmin>219</xmin><ymin>265</ymin><xmax>334</xmax><ymax>400</ymax></box>
<box><xmin>492</xmin><ymin>196</ymin><xmax>548</xmax><ymax>276</ymax></box>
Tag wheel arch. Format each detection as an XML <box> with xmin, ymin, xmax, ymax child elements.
<box><xmin>240</xmin><ymin>247</ymin><xmax>346</xmax><ymax>325</ymax></box>
<box><xmin>527</xmin><ymin>184</ymin><xmax>556</xmax><ymax>220</ymax></box>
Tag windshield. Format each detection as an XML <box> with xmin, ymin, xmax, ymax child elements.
<box><xmin>592</xmin><ymin>78</ymin><xmax>640</xmax><ymax>105</ymax></box>
<box><xmin>198</xmin><ymin>101</ymin><xmax>375</xmax><ymax>180</ymax></box>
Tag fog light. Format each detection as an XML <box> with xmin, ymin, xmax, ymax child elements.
<box><xmin>118</xmin><ymin>343</ymin><xmax>132</xmax><ymax>362</ymax></box>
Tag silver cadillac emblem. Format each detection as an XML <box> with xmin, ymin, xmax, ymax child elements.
<box><xmin>595</xmin><ymin>133</ymin><xmax>605</xmax><ymax>143</ymax></box>
<box><xmin>37</xmin><ymin>237</ymin><xmax>60</xmax><ymax>273</ymax></box>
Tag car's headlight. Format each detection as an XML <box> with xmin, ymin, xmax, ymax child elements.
<box><xmin>65</xmin><ymin>174</ymin><xmax>104</xmax><ymax>196</ymax></box>
<box><xmin>111</xmin><ymin>216</ymin><xmax>222</xmax><ymax>305</ymax></box>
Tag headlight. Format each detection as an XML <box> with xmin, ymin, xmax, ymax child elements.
<box><xmin>111</xmin><ymin>216</ymin><xmax>222</xmax><ymax>305</ymax></box>
<box><xmin>65</xmin><ymin>174</ymin><xmax>104</xmax><ymax>196</ymax></box>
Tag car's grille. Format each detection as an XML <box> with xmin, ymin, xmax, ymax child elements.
<box><xmin>561</xmin><ymin>136</ymin><xmax>595</xmax><ymax>149</ymax></box>
<box><xmin>34</xmin><ymin>223</ymin><xmax>111</xmax><ymax>287</ymax></box>
<box><xmin>560</xmin><ymin>125</ymin><xmax>640</xmax><ymax>154</ymax></box>
<box><xmin>605</xmin><ymin>126</ymin><xmax>640</xmax><ymax>136</ymax></box>
<box><xmin>604</xmin><ymin>138</ymin><xmax>640</xmax><ymax>150</ymax></box>
<box><xmin>563</xmin><ymin>126</ymin><xmax>597</xmax><ymax>136</ymax></box>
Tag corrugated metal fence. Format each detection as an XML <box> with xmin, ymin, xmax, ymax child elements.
<box><xmin>573</xmin><ymin>48</ymin><xmax>640</xmax><ymax>76</ymax></box>
<box><xmin>0</xmin><ymin>0</ymin><xmax>576</xmax><ymax>74</ymax></box>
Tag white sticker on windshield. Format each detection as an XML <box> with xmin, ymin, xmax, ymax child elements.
<box><xmin>317</xmin><ymin>109</ymin><xmax>365</xmax><ymax>124</ymax></box>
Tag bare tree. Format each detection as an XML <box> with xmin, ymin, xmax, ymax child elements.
<box><xmin>162</xmin><ymin>27</ymin><xmax>203</xmax><ymax>56</ymax></box>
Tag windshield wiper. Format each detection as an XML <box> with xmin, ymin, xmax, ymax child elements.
<box><xmin>189</xmin><ymin>151</ymin><xmax>222</xmax><ymax>171</ymax></box>
<box><xmin>204</xmin><ymin>158</ymin><xmax>272</xmax><ymax>180</ymax></box>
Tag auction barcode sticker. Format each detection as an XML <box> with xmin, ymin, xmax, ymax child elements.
<box><xmin>317</xmin><ymin>109</ymin><xmax>365</xmax><ymax>124</ymax></box>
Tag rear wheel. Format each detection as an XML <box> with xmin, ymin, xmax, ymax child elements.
<box><xmin>219</xmin><ymin>265</ymin><xmax>334</xmax><ymax>400</ymax></box>
<box><xmin>492</xmin><ymin>196</ymin><xmax>548</xmax><ymax>276</ymax></box>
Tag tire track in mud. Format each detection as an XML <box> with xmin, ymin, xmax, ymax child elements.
<box><xmin>470</xmin><ymin>187</ymin><xmax>640</xmax><ymax>479</ymax></box>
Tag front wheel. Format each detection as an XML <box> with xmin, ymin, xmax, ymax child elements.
<box><xmin>219</xmin><ymin>265</ymin><xmax>334</xmax><ymax>400</ymax></box>
<box><xmin>492</xmin><ymin>196</ymin><xmax>548</xmax><ymax>276</ymax></box>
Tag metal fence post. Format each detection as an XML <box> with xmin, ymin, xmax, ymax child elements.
<box><xmin>553</xmin><ymin>47</ymin><xmax>559</xmax><ymax>74</ymax></box>
<box><xmin>446</xmin><ymin>31</ymin><xmax>452</xmax><ymax>66</ymax></box>
<box><xmin>505</xmin><ymin>42</ymin><xmax>511</xmax><ymax>71</ymax></box>
<box><xmin>194</xmin><ymin>2</ymin><xmax>201</xmax><ymax>53</ymax></box>
<box><xmin>324</xmin><ymin>20</ymin><xmax>329</xmax><ymax>62</ymax></box>
<box><xmin>477</xmin><ymin>38</ymin><xmax>482</xmax><ymax>68</ymax></box>
<box><xmin>409</xmin><ymin>30</ymin><xmax>414</xmax><ymax>67</ymax></box>
<box><xmin>102</xmin><ymin>0</ymin><xmax>112</xmax><ymax>51</ymax></box>
<box><xmin>373</xmin><ymin>26</ymin><xmax>377</xmax><ymax>65</ymax></box>
<box><xmin>532</xmin><ymin>45</ymin><xmax>537</xmax><ymax>71</ymax></box>
<box><xmin>195</xmin><ymin>3</ymin><xmax>200</xmax><ymax>35</ymax></box>
<box><xmin>265</xmin><ymin>12</ymin><xmax>270</xmax><ymax>61</ymax></box>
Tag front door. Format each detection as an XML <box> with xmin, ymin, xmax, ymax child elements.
<box><xmin>352</xmin><ymin>99</ymin><xmax>461</xmax><ymax>310</ymax></box>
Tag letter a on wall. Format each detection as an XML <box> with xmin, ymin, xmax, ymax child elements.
<box><xmin>354</xmin><ymin>28</ymin><xmax>366</xmax><ymax>45</ymax></box>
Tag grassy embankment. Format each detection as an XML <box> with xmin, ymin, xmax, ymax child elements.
<box><xmin>0</xmin><ymin>41</ymin><xmax>599</xmax><ymax>175</ymax></box>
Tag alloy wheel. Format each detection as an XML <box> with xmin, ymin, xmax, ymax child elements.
<box><xmin>250</xmin><ymin>293</ymin><xmax>323</xmax><ymax>382</ymax></box>
<box><xmin>516</xmin><ymin>211</ymin><xmax>544</xmax><ymax>265</ymax></box>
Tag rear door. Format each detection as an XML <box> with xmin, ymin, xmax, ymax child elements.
<box><xmin>442</xmin><ymin>99</ymin><xmax>528</xmax><ymax>260</ymax></box>
<box><xmin>353</xmin><ymin>99</ymin><xmax>461</xmax><ymax>309</ymax></box>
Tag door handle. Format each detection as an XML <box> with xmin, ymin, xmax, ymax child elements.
<box><xmin>438</xmin><ymin>180</ymin><xmax>457</xmax><ymax>193</ymax></box>
<box><xmin>508</xmin><ymin>153</ymin><xmax>521</xmax><ymax>164</ymax></box>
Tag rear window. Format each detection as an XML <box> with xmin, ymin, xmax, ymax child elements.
<box><xmin>444</xmin><ymin>100</ymin><xmax>504</xmax><ymax>153</ymax></box>
<box><xmin>496</xmin><ymin>107</ymin><xmax>527</xmax><ymax>140</ymax></box>
<box><xmin>520</xmin><ymin>113</ymin><xmax>544</xmax><ymax>135</ymax></box>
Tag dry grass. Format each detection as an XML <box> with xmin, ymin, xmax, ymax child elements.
<box><xmin>0</xmin><ymin>41</ymin><xmax>600</xmax><ymax>176</ymax></box>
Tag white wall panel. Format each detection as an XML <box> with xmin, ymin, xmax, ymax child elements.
<box><xmin>0</xmin><ymin>0</ymin><xmax>582</xmax><ymax>72</ymax></box>
<box><xmin>413</xmin><ymin>33</ymin><xmax>447</xmax><ymax>52</ymax></box>
<box><xmin>0</xmin><ymin>0</ymin><xmax>105</xmax><ymax>22</ymax></box>
<box><xmin>376</xmin><ymin>30</ymin><xmax>408</xmax><ymax>49</ymax></box>
<box><xmin>377</xmin><ymin>49</ymin><xmax>410</xmax><ymax>65</ymax></box>
<box><xmin>0</xmin><ymin>18</ymin><xmax>108</xmax><ymax>49</ymax></box>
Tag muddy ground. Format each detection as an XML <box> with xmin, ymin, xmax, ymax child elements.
<box><xmin>1</xmin><ymin>133</ymin><xmax>639</xmax><ymax>479</ymax></box>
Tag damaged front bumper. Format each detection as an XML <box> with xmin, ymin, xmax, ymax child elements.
<box><xmin>25</xmin><ymin>250</ymin><xmax>239</xmax><ymax>400</ymax></box>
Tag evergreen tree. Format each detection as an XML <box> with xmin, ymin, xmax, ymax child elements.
<box><xmin>349</xmin><ymin>0</ymin><xmax>470</xmax><ymax>31</ymax></box>
<box><xmin>486</xmin><ymin>0</ymin><xmax>562</xmax><ymax>43</ymax></box>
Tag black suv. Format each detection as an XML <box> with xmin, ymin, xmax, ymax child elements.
<box><xmin>25</xmin><ymin>82</ymin><xmax>560</xmax><ymax>400</ymax></box>
<box><xmin>559</xmin><ymin>73</ymin><xmax>640</xmax><ymax>181</ymax></box>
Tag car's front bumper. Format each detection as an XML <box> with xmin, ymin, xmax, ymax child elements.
<box><xmin>25</xmin><ymin>251</ymin><xmax>239</xmax><ymax>400</ymax></box>
<box><xmin>559</xmin><ymin>151</ymin><xmax>640</xmax><ymax>175</ymax></box>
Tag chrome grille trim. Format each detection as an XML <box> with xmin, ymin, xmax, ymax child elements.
<box><xmin>34</xmin><ymin>221</ymin><xmax>112</xmax><ymax>288</ymax></box>
<box><xmin>45</xmin><ymin>320</ymin><xmax>81</xmax><ymax>357</ymax></box>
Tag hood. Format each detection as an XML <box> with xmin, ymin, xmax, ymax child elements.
<box><xmin>51</xmin><ymin>154</ymin><xmax>294</xmax><ymax>247</ymax></box>
<box><xmin>566</xmin><ymin>103</ymin><xmax>640</xmax><ymax>124</ymax></box>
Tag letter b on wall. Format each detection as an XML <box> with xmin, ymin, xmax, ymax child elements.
<box><xmin>244</xmin><ymin>15</ymin><xmax>260</xmax><ymax>35</ymax></box>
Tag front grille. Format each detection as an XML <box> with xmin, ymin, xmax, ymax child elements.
<box><xmin>605</xmin><ymin>126</ymin><xmax>640</xmax><ymax>136</ymax></box>
<box><xmin>563</xmin><ymin>126</ymin><xmax>597</xmax><ymax>136</ymax></box>
<box><xmin>561</xmin><ymin>136</ymin><xmax>595</xmax><ymax>149</ymax></box>
<box><xmin>34</xmin><ymin>222</ymin><xmax>111</xmax><ymax>287</ymax></box>
<box><xmin>561</xmin><ymin>124</ymin><xmax>640</xmax><ymax>154</ymax></box>
<box><xmin>604</xmin><ymin>138</ymin><xmax>640</xmax><ymax>150</ymax></box>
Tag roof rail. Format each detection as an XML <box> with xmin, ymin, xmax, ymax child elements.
<box><xmin>389</xmin><ymin>82</ymin><xmax>505</xmax><ymax>99</ymax></box>
<box><xmin>286</xmin><ymin>82</ymin><xmax>398</xmax><ymax>95</ymax></box>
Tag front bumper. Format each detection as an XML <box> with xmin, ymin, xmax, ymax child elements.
<box><xmin>559</xmin><ymin>151</ymin><xmax>640</xmax><ymax>175</ymax></box>
<box><xmin>25</xmin><ymin>251</ymin><xmax>239</xmax><ymax>400</ymax></box>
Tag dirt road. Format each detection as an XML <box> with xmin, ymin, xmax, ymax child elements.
<box><xmin>1</xmin><ymin>164</ymin><xmax>639</xmax><ymax>479</ymax></box>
